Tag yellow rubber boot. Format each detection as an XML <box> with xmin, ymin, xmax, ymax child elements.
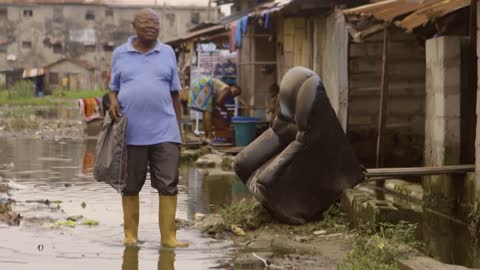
<box><xmin>159</xmin><ymin>195</ymin><xmax>189</xmax><ymax>248</ymax></box>
<box><xmin>122</xmin><ymin>195</ymin><xmax>139</xmax><ymax>246</ymax></box>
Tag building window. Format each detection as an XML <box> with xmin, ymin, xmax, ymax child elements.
<box><xmin>0</xmin><ymin>8</ymin><xmax>7</xmax><ymax>19</ymax></box>
<box><xmin>49</xmin><ymin>72</ymin><xmax>59</xmax><ymax>85</ymax></box>
<box><xmin>85</xmin><ymin>44</ymin><xmax>96</xmax><ymax>52</ymax></box>
<box><xmin>191</xmin><ymin>12</ymin><xmax>200</xmax><ymax>24</ymax></box>
<box><xmin>23</xmin><ymin>9</ymin><xmax>33</xmax><ymax>17</ymax></box>
<box><xmin>53</xmin><ymin>43</ymin><xmax>63</xmax><ymax>54</ymax></box>
<box><xmin>53</xmin><ymin>7</ymin><xmax>63</xmax><ymax>22</ymax></box>
<box><xmin>22</xmin><ymin>41</ymin><xmax>32</xmax><ymax>49</ymax></box>
<box><xmin>85</xmin><ymin>10</ymin><xmax>95</xmax><ymax>20</ymax></box>
<box><xmin>103</xmin><ymin>44</ymin><xmax>114</xmax><ymax>51</ymax></box>
<box><xmin>105</xmin><ymin>9</ymin><xmax>113</xmax><ymax>17</ymax></box>
<box><xmin>166</xmin><ymin>13</ymin><xmax>176</xmax><ymax>27</ymax></box>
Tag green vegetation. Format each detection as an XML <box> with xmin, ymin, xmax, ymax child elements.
<box><xmin>51</xmin><ymin>218</ymin><xmax>99</xmax><ymax>228</ymax></box>
<box><xmin>221</xmin><ymin>156</ymin><xmax>234</xmax><ymax>171</ymax></box>
<box><xmin>81</xmin><ymin>219</ymin><xmax>100</xmax><ymax>226</ymax></box>
<box><xmin>52</xmin><ymin>220</ymin><xmax>77</xmax><ymax>228</ymax></box>
<box><xmin>468</xmin><ymin>201</ymin><xmax>480</xmax><ymax>243</ymax></box>
<box><xmin>0</xmin><ymin>200</ymin><xmax>12</xmax><ymax>214</ymax></box>
<box><xmin>51</xmin><ymin>89</ymin><xmax>107</xmax><ymax>99</ymax></box>
<box><xmin>221</xmin><ymin>198</ymin><xmax>271</xmax><ymax>231</ymax></box>
<box><xmin>0</xmin><ymin>183</ymin><xmax>10</xmax><ymax>193</ymax></box>
<box><xmin>0</xmin><ymin>80</ymin><xmax>106</xmax><ymax>105</ymax></box>
<box><xmin>338</xmin><ymin>221</ymin><xmax>420</xmax><ymax>270</ymax></box>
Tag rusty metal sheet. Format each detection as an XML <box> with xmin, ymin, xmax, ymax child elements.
<box><xmin>344</xmin><ymin>0</ymin><xmax>470</xmax><ymax>32</ymax></box>
<box><xmin>0</xmin><ymin>0</ymin><xmax>105</xmax><ymax>4</ymax></box>
<box><xmin>396</xmin><ymin>0</ymin><xmax>470</xmax><ymax>32</ymax></box>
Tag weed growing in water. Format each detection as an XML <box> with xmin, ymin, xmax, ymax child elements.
<box><xmin>221</xmin><ymin>198</ymin><xmax>271</xmax><ymax>231</ymax></box>
<box><xmin>338</xmin><ymin>221</ymin><xmax>420</xmax><ymax>270</ymax></box>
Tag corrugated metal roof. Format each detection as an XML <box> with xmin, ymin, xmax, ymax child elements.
<box><xmin>166</xmin><ymin>0</ymin><xmax>293</xmax><ymax>44</ymax></box>
<box><xmin>45</xmin><ymin>58</ymin><xmax>95</xmax><ymax>70</ymax></box>
<box><xmin>22</xmin><ymin>68</ymin><xmax>44</xmax><ymax>78</ymax></box>
<box><xmin>344</xmin><ymin>0</ymin><xmax>470</xmax><ymax>32</ymax></box>
<box><xmin>0</xmin><ymin>0</ymin><xmax>105</xmax><ymax>4</ymax></box>
<box><xmin>396</xmin><ymin>0</ymin><xmax>470</xmax><ymax>32</ymax></box>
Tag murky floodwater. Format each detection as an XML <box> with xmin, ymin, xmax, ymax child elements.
<box><xmin>365</xmin><ymin>183</ymin><xmax>480</xmax><ymax>269</ymax></box>
<box><xmin>0</xmin><ymin>137</ymin><xmax>249</xmax><ymax>270</ymax></box>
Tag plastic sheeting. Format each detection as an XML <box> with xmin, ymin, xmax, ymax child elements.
<box><xmin>93</xmin><ymin>114</ymin><xmax>128</xmax><ymax>193</ymax></box>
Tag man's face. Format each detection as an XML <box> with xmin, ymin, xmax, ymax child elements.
<box><xmin>133</xmin><ymin>12</ymin><xmax>159</xmax><ymax>42</ymax></box>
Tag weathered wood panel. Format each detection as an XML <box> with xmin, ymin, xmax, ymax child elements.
<box><xmin>348</xmin><ymin>28</ymin><xmax>426</xmax><ymax>168</ymax></box>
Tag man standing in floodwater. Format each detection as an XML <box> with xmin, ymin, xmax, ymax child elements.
<box><xmin>107</xmin><ymin>8</ymin><xmax>188</xmax><ymax>248</ymax></box>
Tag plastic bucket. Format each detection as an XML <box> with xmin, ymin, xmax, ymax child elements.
<box><xmin>231</xmin><ymin>116</ymin><xmax>259</xmax><ymax>146</ymax></box>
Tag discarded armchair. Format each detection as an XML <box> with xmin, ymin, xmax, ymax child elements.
<box><xmin>233</xmin><ymin>67</ymin><xmax>364</xmax><ymax>224</ymax></box>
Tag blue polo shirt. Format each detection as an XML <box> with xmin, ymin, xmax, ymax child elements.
<box><xmin>109</xmin><ymin>36</ymin><xmax>182</xmax><ymax>145</ymax></box>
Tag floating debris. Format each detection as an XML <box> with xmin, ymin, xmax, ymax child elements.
<box><xmin>81</xmin><ymin>219</ymin><xmax>99</xmax><ymax>226</ymax></box>
<box><xmin>231</xmin><ymin>225</ymin><xmax>246</xmax><ymax>236</ymax></box>
<box><xmin>195</xmin><ymin>213</ymin><xmax>206</xmax><ymax>221</ymax></box>
<box><xmin>252</xmin><ymin>253</ymin><xmax>283</xmax><ymax>269</ymax></box>
<box><xmin>52</xmin><ymin>220</ymin><xmax>76</xmax><ymax>228</ymax></box>
<box><xmin>67</xmin><ymin>215</ymin><xmax>83</xmax><ymax>222</ymax></box>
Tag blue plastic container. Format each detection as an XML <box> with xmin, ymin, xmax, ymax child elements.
<box><xmin>231</xmin><ymin>116</ymin><xmax>259</xmax><ymax>146</ymax></box>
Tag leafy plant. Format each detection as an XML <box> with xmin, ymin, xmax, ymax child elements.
<box><xmin>221</xmin><ymin>198</ymin><xmax>271</xmax><ymax>230</ymax></box>
<box><xmin>338</xmin><ymin>221</ymin><xmax>420</xmax><ymax>270</ymax></box>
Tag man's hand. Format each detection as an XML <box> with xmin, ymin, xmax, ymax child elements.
<box><xmin>108</xmin><ymin>92</ymin><xmax>122</xmax><ymax>122</ymax></box>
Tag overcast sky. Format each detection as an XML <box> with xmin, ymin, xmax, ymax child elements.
<box><xmin>111</xmin><ymin>0</ymin><xmax>232</xmax><ymax>14</ymax></box>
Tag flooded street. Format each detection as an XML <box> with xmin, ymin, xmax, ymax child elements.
<box><xmin>0</xmin><ymin>137</ymin><xmax>247</xmax><ymax>270</ymax></box>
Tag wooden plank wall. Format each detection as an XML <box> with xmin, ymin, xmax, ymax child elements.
<box><xmin>237</xmin><ymin>27</ymin><xmax>255</xmax><ymax>116</ymax></box>
<box><xmin>278</xmin><ymin>17</ymin><xmax>309</xmax><ymax>79</ymax></box>
<box><xmin>348</xmin><ymin>28</ymin><xmax>426</xmax><ymax>168</ymax></box>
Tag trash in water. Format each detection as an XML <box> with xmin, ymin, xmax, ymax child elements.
<box><xmin>81</xmin><ymin>219</ymin><xmax>99</xmax><ymax>226</ymax></box>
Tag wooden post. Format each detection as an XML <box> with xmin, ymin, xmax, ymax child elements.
<box><xmin>375</xmin><ymin>26</ymin><xmax>390</xmax><ymax>169</ymax></box>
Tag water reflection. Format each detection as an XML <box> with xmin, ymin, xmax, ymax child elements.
<box><xmin>158</xmin><ymin>249</ymin><xmax>175</xmax><ymax>270</ymax></box>
<box><xmin>122</xmin><ymin>247</ymin><xmax>175</xmax><ymax>270</ymax></box>
<box><xmin>81</xmin><ymin>139</ymin><xmax>96</xmax><ymax>175</ymax></box>
<box><xmin>122</xmin><ymin>246</ymin><xmax>140</xmax><ymax>270</ymax></box>
<box><xmin>422</xmin><ymin>208</ymin><xmax>480</xmax><ymax>268</ymax></box>
<box><xmin>0</xmin><ymin>137</ymin><xmax>246</xmax><ymax>269</ymax></box>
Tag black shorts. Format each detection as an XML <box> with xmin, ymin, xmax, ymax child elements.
<box><xmin>122</xmin><ymin>143</ymin><xmax>179</xmax><ymax>196</ymax></box>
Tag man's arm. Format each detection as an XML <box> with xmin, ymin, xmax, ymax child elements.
<box><xmin>171</xmin><ymin>91</ymin><xmax>182</xmax><ymax>135</ymax></box>
<box><xmin>108</xmin><ymin>49</ymin><xmax>122</xmax><ymax>122</ymax></box>
<box><xmin>108</xmin><ymin>91</ymin><xmax>122</xmax><ymax>122</ymax></box>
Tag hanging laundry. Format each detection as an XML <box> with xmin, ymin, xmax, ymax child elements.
<box><xmin>263</xmin><ymin>11</ymin><xmax>270</xmax><ymax>29</ymax></box>
<box><xmin>229</xmin><ymin>22</ymin><xmax>237</xmax><ymax>52</ymax></box>
<box><xmin>235</xmin><ymin>16</ymin><xmax>249</xmax><ymax>49</ymax></box>
<box><xmin>78</xmin><ymin>97</ymin><xmax>102</xmax><ymax>123</ymax></box>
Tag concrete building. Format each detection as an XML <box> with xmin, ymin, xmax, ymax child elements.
<box><xmin>0</xmin><ymin>0</ymin><xmax>221</xmax><ymax>89</ymax></box>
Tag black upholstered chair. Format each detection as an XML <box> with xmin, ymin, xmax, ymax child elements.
<box><xmin>234</xmin><ymin>67</ymin><xmax>364</xmax><ymax>224</ymax></box>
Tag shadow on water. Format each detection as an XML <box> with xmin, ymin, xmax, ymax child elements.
<box><xmin>0</xmin><ymin>137</ymin><xmax>251</xmax><ymax>269</ymax></box>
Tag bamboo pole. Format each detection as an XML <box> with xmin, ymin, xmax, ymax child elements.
<box><xmin>375</xmin><ymin>26</ymin><xmax>390</xmax><ymax>169</ymax></box>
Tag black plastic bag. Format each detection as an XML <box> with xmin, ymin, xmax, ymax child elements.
<box><xmin>93</xmin><ymin>114</ymin><xmax>128</xmax><ymax>193</ymax></box>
